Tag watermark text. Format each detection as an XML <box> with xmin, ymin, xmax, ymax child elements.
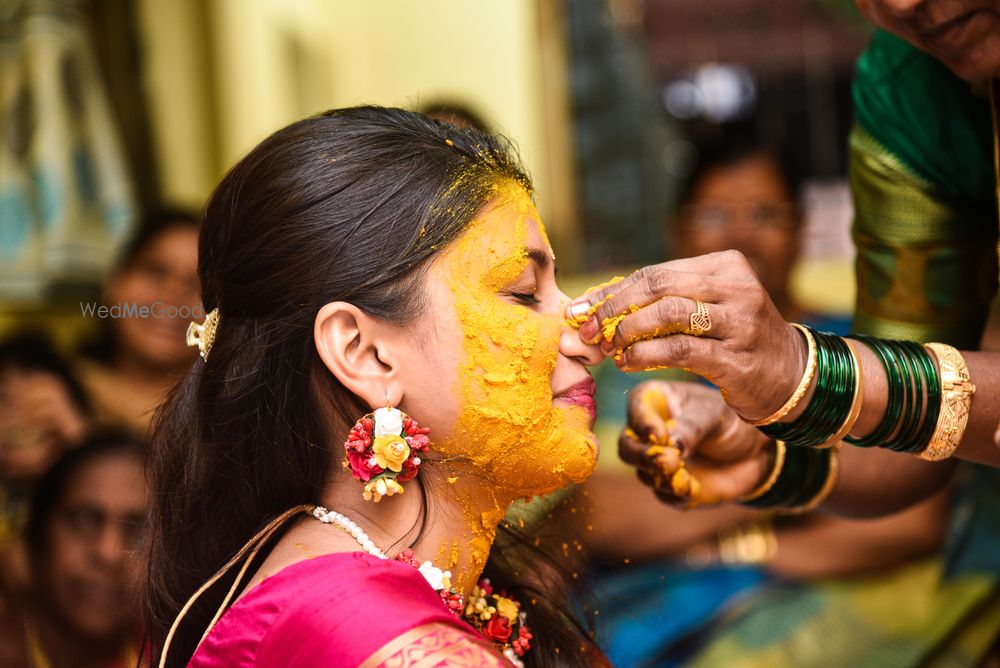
<box><xmin>79</xmin><ymin>302</ymin><xmax>205</xmax><ymax>319</ymax></box>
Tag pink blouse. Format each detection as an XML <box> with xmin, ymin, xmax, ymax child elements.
<box><xmin>189</xmin><ymin>551</ymin><xmax>502</xmax><ymax>667</ymax></box>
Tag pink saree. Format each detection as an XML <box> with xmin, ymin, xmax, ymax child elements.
<box><xmin>189</xmin><ymin>551</ymin><xmax>503</xmax><ymax>667</ymax></box>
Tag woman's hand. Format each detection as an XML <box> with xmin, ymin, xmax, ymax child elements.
<box><xmin>567</xmin><ymin>251</ymin><xmax>806</xmax><ymax>422</ymax></box>
<box><xmin>0</xmin><ymin>369</ymin><xmax>86</xmax><ymax>479</ymax></box>
<box><xmin>620</xmin><ymin>380</ymin><xmax>774</xmax><ymax>507</ymax></box>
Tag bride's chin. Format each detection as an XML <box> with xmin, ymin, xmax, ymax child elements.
<box><xmin>560</xmin><ymin>423</ymin><xmax>601</xmax><ymax>481</ymax></box>
<box><xmin>514</xmin><ymin>431</ymin><xmax>599</xmax><ymax>495</ymax></box>
<box><xmin>552</xmin><ymin>397</ymin><xmax>597</xmax><ymax>429</ymax></box>
<box><xmin>561</xmin><ymin>404</ymin><xmax>600</xmax><ymax>461</ymax></box>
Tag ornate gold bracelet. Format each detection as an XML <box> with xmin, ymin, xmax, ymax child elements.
<box><xmin>918</xmin><ymin>342</ymin><xmax>975</xmax><ymax>462</ymax></box>
<box><xmin>746</xmin><ymin>324</ymin><xmax>818</xmax><ymax>427</ymax></box>
<box><xmin>738</xmin><ymin>440</ymin><xmax>786</xmax><ymax>502</ymax></box>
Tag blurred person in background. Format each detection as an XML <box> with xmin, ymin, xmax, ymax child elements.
<box><xmin>571</xmin><ymin>0</ymin><xmax>1000</xmax><ymax>663</ymax></box>
<box><xmin>671</xmin><ymin>124</ymin><xmax>846</xmax><ymax>332</ymax></box>
<box><xmin>581</xmin><ymin>126</ymin><xmax>949</xmax><ymax>667</ymax></box>
<box><xmin>0</xmin><ymin>333</ymin><xmax>92</xmax><ymax>595</ymax></box>
<box><xmin>0</xmin><ymin>334</ymin><xmax>90</xmax><ymax>500</ymax></box>
<box><xmin>0</xmin><ymin>431</ymin><xmax>148</xmax><ymax>668</ymax></box>
<box><xmin>76</xmin><ymin>209</ymin><xmax>200</xmax><ymax>436</ymax></box>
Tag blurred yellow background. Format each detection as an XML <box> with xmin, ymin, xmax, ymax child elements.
<box><xmin>2</xmin><ymin>0</ymin><xmax>858</xmax><ymax>346</ymax></box>
<box><xmin>139</xmin><ymin>0</ymin><xmax>579</xmax><ymax>256</ymax></box>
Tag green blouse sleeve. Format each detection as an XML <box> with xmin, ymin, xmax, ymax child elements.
<box><xmin>849</xmin><ymin>31</ymin><xmax>997</xmax><ymax>349</ymax></box>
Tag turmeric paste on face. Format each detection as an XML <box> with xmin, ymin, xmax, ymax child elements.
<box><xmin>429</xmin><ymin>184</ymin><xmax>598</xmax><ymax>567</ymax></box>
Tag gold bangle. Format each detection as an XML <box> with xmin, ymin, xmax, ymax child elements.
<box><xmin>918</xmin><ymin>342</ymin><xmax>975</xmax><ymax>462</ymax></box>
<box><xmin>781</xmin><ymin>445</ymin><xmax>840</xmax><ymax>515</ymax></box>
<box><xmin>745</xmin><ymin>324</ymin><xmax>817</xmax><ymax>427</ymax></box>
<box><xmin>739</xmin><ymin>440</ymin><xmax>786</xmax><ymax>502</ymax></box>
<box><xmin>716</xmin><ymin>518</ymin><xmax>778</xmax><ymax>566</ymax></box>
<box><xmin>819</xmin><ymin>338</ymin><xmax>865</xmax><ymax>448</ymax></box>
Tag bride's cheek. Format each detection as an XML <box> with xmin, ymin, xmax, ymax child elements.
<box><xmin>444</xmin><ymin>286</ymin><xmax>596</xmax><ymax>495</ymax></box>
<box><xmin>432</xmin><ymin>199</ymin><xmax>597</xmax><ymax>499</ymax></box>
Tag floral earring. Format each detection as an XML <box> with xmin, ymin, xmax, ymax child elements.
<box><xmin>343</xmin><ymin>403</ymin><xmax>431</xmax><ymax>502</ymax></box>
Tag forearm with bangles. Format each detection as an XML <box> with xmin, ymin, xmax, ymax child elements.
<box><xmin>737</xmin><ymin>437</ymin><xmax>956</xmax><ymax>519</ymax></box>
<box><xmin>735</xmin><ymin>327</ymin><xmax>1000</xmax><ymax>517</ymax></box>
<box><xmin>753</xmin><ymin>330</ymin><xmax>1000</xmax><ymax>466</ymax></box>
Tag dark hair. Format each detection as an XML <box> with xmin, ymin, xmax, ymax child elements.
<box><xmin>25</xmin><ymin>429</ymin><xmax>145</xmax><ymax>560</ymax></box>
<box><xmin>678</xmin><ymin>121</ymin><xmax>801</xmax><ymax>208</ymax></box>
<box><xmin>146</xmin><ymin>106</ymin><xmax>599</xmax><ymax>666</ymax></box>
<box><xmin>418</xmin><ymin>101</ymin><xmax>490</xmax><ymax>132</ymax></box>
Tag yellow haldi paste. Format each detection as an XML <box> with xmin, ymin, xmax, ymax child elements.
<box><xmin>431</xmin><ymin>183</ymin><xmax>598</xmax><ymax>569</ymax></box>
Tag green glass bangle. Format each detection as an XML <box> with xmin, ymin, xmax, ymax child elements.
<box><xmin>802</xmin><ymin>332</ymin><xmax>841</xmax><ymax>442</ymax></box>
<box><xmin>762</xmin><ymin>329</ymin><xmax>857</xmax><ymax>447</ymax></box>
<box><xmin>760</xmin><ymin>330</ymin><xmax>824</xmax><ymax>444</ymax></box>
<box><xmin>741</xmin><ymin>445</ymin><xmax>833</xmax><ymax>511</ymax></box>
<box><xmin>869</xmin><ymin>339</ymin><xmax>942</xmax><ymax>454</ymax></box>
<box><xmin>783</xmin><ymin>448</ymin><xmax>831</xmax><ymax>507</ymax></box>
<box><xmin>839</xmin><ymin>335</ymin><xmax>945</xmax><ymax>454</ymax></box>
<box><xmin>904</xmin><ymin>341</ymin><xmax>942</xmax><ymax>455</ymax></box>
<box><xmin>803</xmin><ymin>336</ymin><xmax>846</xmax><ymax>443</ymax></box>
<box><xmin>884</xmin><ymin>339</ymin><xmax>922</xmax><ymax>452</ymax></box>
<box><xmin>846</xmin><ymin>335</ymin><xmax>903</xmax><ymax>447</ymax></box>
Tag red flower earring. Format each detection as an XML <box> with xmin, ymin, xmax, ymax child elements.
<box><xmin>343</xmin><ymin>405</ymin><xmax>431</xmax><ymax>502</ymax></box>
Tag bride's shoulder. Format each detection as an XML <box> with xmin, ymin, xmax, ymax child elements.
<box><xmin>196</xmin><ymin>551</ymin><xmax>495</xmax><ymax>667</ymax></box>
<box><xmin>249</xmin><ymin>551</ymin><xmax>440</xmax><ymax>615</ymax></box>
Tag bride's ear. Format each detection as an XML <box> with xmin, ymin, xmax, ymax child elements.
<box><xmin>314</xmin><ymin>302</ymin><xmax>404</xmax><ymax>409</ymax></box>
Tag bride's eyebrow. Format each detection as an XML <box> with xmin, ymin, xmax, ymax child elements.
<box><xmin>525</xmin><ymin>247</ymin><xmax>558</xmax><ymax>275</ymax></box>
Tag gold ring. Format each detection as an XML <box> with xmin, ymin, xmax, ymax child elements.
<box><xmin>689</xmin><ymin>301</ymin><xmax>712</xmax><ymax>336</ymax></box>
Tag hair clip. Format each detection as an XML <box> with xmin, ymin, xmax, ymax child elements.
<box><xmin>186</xmin><ymin>308</ymin><xmax>220</xmax><ymax>360</ymax></box>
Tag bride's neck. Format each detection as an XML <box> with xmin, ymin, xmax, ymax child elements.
<box><xmin>319</xmin><ymin>466</ymin><xmax>512</xmax><ymax>595</ymax></box>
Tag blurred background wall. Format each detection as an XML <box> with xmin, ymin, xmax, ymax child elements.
<box><xmin>2</xmin><ymin>0</ymin><xmax>871</xmax><ymax>340</ymax></box>
<box><xmin>138</xmin><ymin>0</ymin><xmax>576</xmax><ymax>240</ymax></box>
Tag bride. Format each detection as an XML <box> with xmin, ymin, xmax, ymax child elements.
<box><xmin>145</xmin><ymin>107</ymin><xmax>607</xmax><ymax>667</ymax></box>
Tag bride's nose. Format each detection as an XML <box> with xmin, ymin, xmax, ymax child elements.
<box><xmin>559</xmin><ymin>322</ymin><xmax>604</xmax><ymax>366</ymax></box>
<box><xmin>556</xmin><ymin>293</ymin><xmax>603</xmax><ymax>365</ymax></box>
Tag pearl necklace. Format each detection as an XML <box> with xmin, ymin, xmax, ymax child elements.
<box><xmin>309</xmin><ymin>505</ymin><xmax>532</xmax><ymax>667</ymax></box>
<box><xmin>311</xmin><ymin>506</ymin><xmax>387</xmax><ymax>558</ymax></box>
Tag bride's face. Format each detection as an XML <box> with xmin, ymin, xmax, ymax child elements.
<box><xmin>399</xmin><ymin>184</ymin><xmax>602</xmax><ymax>498</ymax></box>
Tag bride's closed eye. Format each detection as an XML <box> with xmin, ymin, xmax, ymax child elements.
<box><xmin>509</xmin><ymin>290</ymin><xmax>540</xmax><ymax>306</ymax></box>
<box><xmin>502</xmin><ymin>270</ymin><xmax>543</xmax><ymax>307</ymax></box>
<box><xmin>504</xmin><ymin>246</ymin><xmax>558</xmax><ymax>308</ymax></box>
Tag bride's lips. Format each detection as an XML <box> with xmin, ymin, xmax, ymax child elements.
<box><xmin>553</xmin><ymin>377</ymin><xmax>597</xmax><ymax>422</ymax></box>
